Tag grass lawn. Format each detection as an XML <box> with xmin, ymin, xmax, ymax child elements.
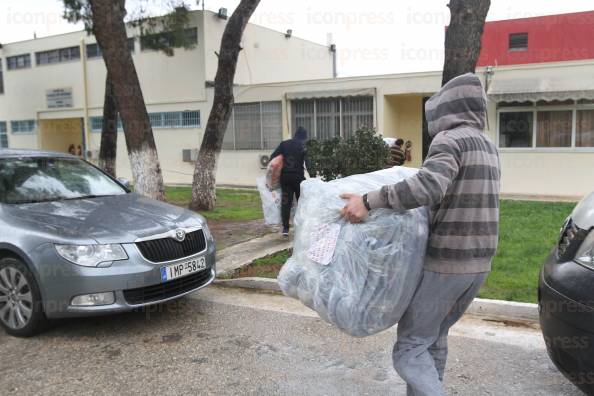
<box><xmin>223</xmin><ymin>199</ymin><xmax>576</xmax><ymax>304</ymax></box>
<box><xmin>228</xmin><ymin>249</ymin><xmax>292</xmax><ymax>279</ymax></box>
<box><xmin>165</xmin><ymin>186</ymin><xmax>263</xmax><ymax>221</ymax></box>
<box><xmin>478</xmin><ymin>200</ymin><xmax>575</xmax><ymax>303</ymax></box>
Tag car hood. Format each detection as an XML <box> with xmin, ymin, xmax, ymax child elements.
<box><xmin>572</xmin><ymin>191</ymin><xmax>594</xmax><ymax>230</ymax></box>
<box><xmin>3</xmin><ymin>193</ymin><xmax>204</xmax><ymax>244</ymax></box>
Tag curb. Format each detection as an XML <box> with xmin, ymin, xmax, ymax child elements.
<box><xmin>215</xmin><ymin>277</ymin><xmax>281</xmax><ymax>292</ymax></box>
<box><xmin>467</xmin><ymin>298</ymin><xmax>539</xmax><ymax>322</ymax></box>
<box><xmin>213</xmin><ymin>276</ymin><xmax>539</xmax><ymax>323</ymax></box>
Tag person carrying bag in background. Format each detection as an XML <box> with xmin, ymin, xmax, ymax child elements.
<box><xmin>270</xmin><ymin>126</ymin><xmax>308</xmax><ymax>237</ymax></box>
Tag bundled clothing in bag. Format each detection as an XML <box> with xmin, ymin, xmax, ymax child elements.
<box><xmin>277</xmin><ymin>167</ymin><xmax>429</xmax><ymax>337</ymax></box>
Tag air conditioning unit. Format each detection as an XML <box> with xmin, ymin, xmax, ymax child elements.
<box><xmin>182</xmin><ymin>149</ymin><xmax>199</xmax><ymax>163</ymax></box>
<box><xmin>259</xmin><ymin>154</ymin><xmax>270</xmax><ymax>169</ymax></box>
<box><xmin>217</xmin><ymin>8</ymin><xmax>228</xmax><ymax>19</ymax></box>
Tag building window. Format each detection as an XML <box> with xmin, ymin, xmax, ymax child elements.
<box><xmin>140</xmin><ymin>27</ymin><xmax>198</xmax><ymax>51</ymax></box>
<box><xmin>86</xmin><ymin>38</ymin><xmax>135</xmax><ymax>59</ymax></box>
<box><xmin>6</xmin><ymin>54</ymin><xmax>31</xmax><ymax>70</ymax></box>
<box><xmin>10</xmin><ymin>120</ymin><xmax>36</xmax><ymax>134</ymax></box>
<box><xmin>149</xmin><ymin>111</ymin><xmax>200</xmax><ymax>128</ymax></box>
<box><xmin>0</xmin><ymin>60</ymin><xmax>4</xmax><ymax>94</ymax></box>
<box><xmin>90</xmin><ymin>116</ymin><xmax>123</xmax><ymax>132</ymax></box>
<box><xmin>0</xmin><ymin>122</ymin><xmax>7</xmax><ymax>148</ymax></box>
<box><xmin>290</xmin><ymin>96</ymin><xmax>374</xmax><ymax>140</ymax></box>
<box><xmin>499</xmin><ymin>111</ymin><xmax>534</xmax><ymax>148</ymax></box>
<box><xmin>577</xmin><ymin>110</ymin><xmax>594</xmax><ymax>147</ymax></box>
<box><xmin>509</xmin><ymin>33</ymin><xmax>528</xmax><ymax>51</ymax></box>
<box><xmin>536</xmin><ymin>110</ymin><xmax>572</xmax><ymax>148</ymax></box>
<box><xmin>36</xmin><ymin>46</ymin><xmax>80</xmax><ymax>65</ymax></box>
<box><xmin>498</xmin><ymin>100</ymin><xmax>594</xmax><ymax>149</ymax></box>
<box><xmin>223</xmin><ymin>101</ymin><xmax>282</xmax><ymax>150</ymax></box>
<box><xmin>90</xmin><ymin>111</ymin><xmax>199</xmax><ymax>132</ymax></box>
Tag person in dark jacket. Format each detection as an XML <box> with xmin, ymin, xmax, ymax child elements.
<box><xmin>270</xmin><ymin>126</ymin><xmax>308</xmax><ymax>237</ymax></box>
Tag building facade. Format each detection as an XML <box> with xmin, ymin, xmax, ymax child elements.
<box><xmin>1</xmin><ymin>10</ymin><xmax>594</xmax><ymax>199</ymax></box>
<box><xmin>0</xmin><ymin>10</ymin><xmax>334</xmax><ymax>185</ymax></box>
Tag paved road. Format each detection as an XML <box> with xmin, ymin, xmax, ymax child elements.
<box><xmin>0</xmin><ymin>286</ymin><xmax>583</xmax><ymax>396</ymax></box>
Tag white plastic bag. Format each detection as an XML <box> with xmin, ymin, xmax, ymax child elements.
<box><xmin>277</xmin><ymin>167</ymin><xmax>429</xmax><ymax>337</ymax></box>
<box><xmin>257</xmin><ymin>175</ymin><xmax>283</xmax><ymax>225</ymax></box>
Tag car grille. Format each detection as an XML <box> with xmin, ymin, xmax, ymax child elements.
<box><xmin>557</xmin><ymin>218</ymin><xmax>587</xmax><ymax>261</ymax></box>
<box><xmin>136</xmin><ymin>230</ymin><xmax>206</xmax><ymax>263</ymax></box>
<box><xmin>123</xmin><ymin>269</ymin><xmax>212</xmax><ymax>305</ymax></box>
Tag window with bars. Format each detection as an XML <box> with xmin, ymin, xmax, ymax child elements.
<box><xmin>223</xmin><ymin>101</ymin><xmax>283</xmax><ymax>150</ymax></box>
<box><xmin>86</xmin><ymin>38</ymin><xmax>135</xmax><ymax>59</ymax></box>
<box><xmin>11</xmin><ymin>120</ymin><xmax>36</xmax><ymax>134</ymax></box>
<box><xmin>290</xmin><ymin>96</ymin><xmax>374</xmax><ymax>140</ymax></box>
<box><xmin>0</xmin><ymin>122</ymin><xmax>7</xmax><ymax>148</ymax></box>
<box><xmin>36</xmin><ymin>46</ymin><xmax>80</xmax><ymax>65</ymax></box>
<box><xmin>498</xmin><ymin>101</ymin><xmax>594</xmax><ymax>149</ymax></box>
<box><xmin>90</xmin><ymin>111</ymin><xmax>200</xmax><ymax>132</ymax></box>
<box><xmin>90</xmin><ymin>116</ymin><xmax>123</xmax><ymax>132</ymax></box>
<box><xmin>6</xmin><ymin>54</ymin><xmax>31</xmax><ymax>70</ymax></box>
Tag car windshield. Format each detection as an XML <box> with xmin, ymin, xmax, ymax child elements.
<box><xmin>0</xmin><ymin>156</ymin><xmax>127</xmax><ymax>204</ymax></box>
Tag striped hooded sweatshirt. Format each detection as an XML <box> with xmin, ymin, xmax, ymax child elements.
<box><xmin>367</xmin><ymin>73</ymin><xmax>500</xmax><ymax>274</ymax></box>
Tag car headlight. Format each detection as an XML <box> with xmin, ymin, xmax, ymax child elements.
<box><xmin>55</xmin><ymin>244</ymin><xmax>128</xmax><ymax>267</ymax></box>
<box><xmin>574</xmin><ymin>228</ymin><xmax>594</xmax><ymax>267</ymax></box>
<box><xmin>557</xmin><ymin>218</ymin><xmax>588</xmax><ymax>261</ymax></box>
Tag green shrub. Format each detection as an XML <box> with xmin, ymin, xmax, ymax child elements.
<box><xmin>305</xmin><ymin>127</ymin><xmax>390</xmax><ymax>181</ymax></box>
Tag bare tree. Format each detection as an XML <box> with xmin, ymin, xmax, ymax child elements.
<box><xmin>98</xmin><ymin>74</ymin><xmax>118</xmax><ymax>177</ymax></box>
<box><xmin>189</xmin><ymin>0</ymin><xmax>261</xmax><ymax>211</ymax></box>
<box><xmin>63</xmin><ymin>1</ymin><xmax>195</xmax><ymax>183</ymax></box>
<box><xmin>442</xmin><ymin>0</ymin><xmax>491</xmax><ymax>86</ymax></box>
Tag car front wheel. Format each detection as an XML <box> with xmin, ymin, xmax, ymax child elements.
<box><xmin>0</xmin><ymin>257</ymin><xmax>47</xmax><ymax>337</ymax></box>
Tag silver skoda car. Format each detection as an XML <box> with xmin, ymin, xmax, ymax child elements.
<box><xmin>0</xmin><ymin>149</ymin><xmax>216</xmax><ymax>337</ymax></box>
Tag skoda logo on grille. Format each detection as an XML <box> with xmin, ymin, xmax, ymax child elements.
<box><xmin>174</xmin><ymin>229</ymin><xmax>186</xmax><ymax>242</ymax></box>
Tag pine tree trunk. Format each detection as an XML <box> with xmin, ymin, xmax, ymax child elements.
<box><xmin>98</xmin><ymin>74</ymin><xmax>118</xmax><ymax>177</ymax></box>
<box><xmin>189</xmin><ymin>0</ymin><xmax>261</xmax><ymax>211</ymax></box>
<box><xmin>89</xmin><ymin>0</ymin><xmax>165</xmax><ymax>200</ymax></box>
<box><xmin>442</xmin><ymin>0</ymin><xmax>491</xmax><ymax>86</ymax></box>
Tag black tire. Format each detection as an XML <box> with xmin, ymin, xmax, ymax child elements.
<box><xmin>0</xmin><ymin>257</ymin><xmax>48</xmax><ymax>337</ymax></box>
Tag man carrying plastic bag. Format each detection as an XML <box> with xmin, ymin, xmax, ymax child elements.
<box><xmin>270</xmin><ymin>126</ymin><xmax>308</xmax><ymax>237</ymax></box>
<box><xmin>341</xmin><ymin>73</ymin><xmax>500</xmax><ymax>396</ymax></box>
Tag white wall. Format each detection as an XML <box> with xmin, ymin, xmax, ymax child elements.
<box><xmin>203</xmin><ymin>11</ymin><xmax>334</xmax><ymax>85</ymax></box>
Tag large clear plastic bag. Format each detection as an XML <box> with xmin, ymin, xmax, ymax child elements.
<box><xmin>257</xmin><ymin>175</ymin><xmax>282</xmax><ymax>225</ymax></box>
<box><xmin>277</xmin><ymin>167</ymin><xmax>429</xmax><ymax>337</ymax></box>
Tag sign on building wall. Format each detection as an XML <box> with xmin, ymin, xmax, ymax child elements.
<box><xmin>46</xmin><ymin>88</ymin><xmax>73</xmax><ymax>108</ymax></box>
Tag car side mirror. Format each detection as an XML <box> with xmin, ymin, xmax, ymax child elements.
<box><xmin>117</xmin><ymin>177</ymin><xmax>131</xmax><ymax>189</ymax></box>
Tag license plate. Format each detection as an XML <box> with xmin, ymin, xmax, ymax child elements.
<box><xmin>160</xmin><ymin>256</ymin><xmax>206</xmax><ymax>282</ymax></box>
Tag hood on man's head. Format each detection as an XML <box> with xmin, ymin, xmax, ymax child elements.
<box><xmin>294</xmin><ymin>126</ymin><xmax>308</xmax><ymax>141</ymax></box>
<box><xmin>425</xmin><ymin>73</ymin><xmax>487</xmax><ymax>137</ymax></box>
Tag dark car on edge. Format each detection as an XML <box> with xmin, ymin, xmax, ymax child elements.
<box><xmin>539</xmin><ymin>191</ymin><xmax>594</xmax><ymax>395</ymax></box>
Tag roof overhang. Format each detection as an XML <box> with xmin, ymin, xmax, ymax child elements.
<box><xmin>487</xmin><ymin>71</ymin><xmax>594</xmax><ymax>102</ymax></box>
<box><xmin>285</xmin><ymin>88</ymin><xmax>376</xmax><ymax>100</ymax></box>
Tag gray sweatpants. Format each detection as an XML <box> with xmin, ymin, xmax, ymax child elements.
<box><xmin>393</xmin><ymin>270</ymin><xmax>488</xmax><ymax>396</ymax></box>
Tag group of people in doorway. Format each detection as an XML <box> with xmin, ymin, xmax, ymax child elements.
<box><xmin>268</xmin><ymin>73</ymin><xmax>500</xmax><ymax>396</ymax></box>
